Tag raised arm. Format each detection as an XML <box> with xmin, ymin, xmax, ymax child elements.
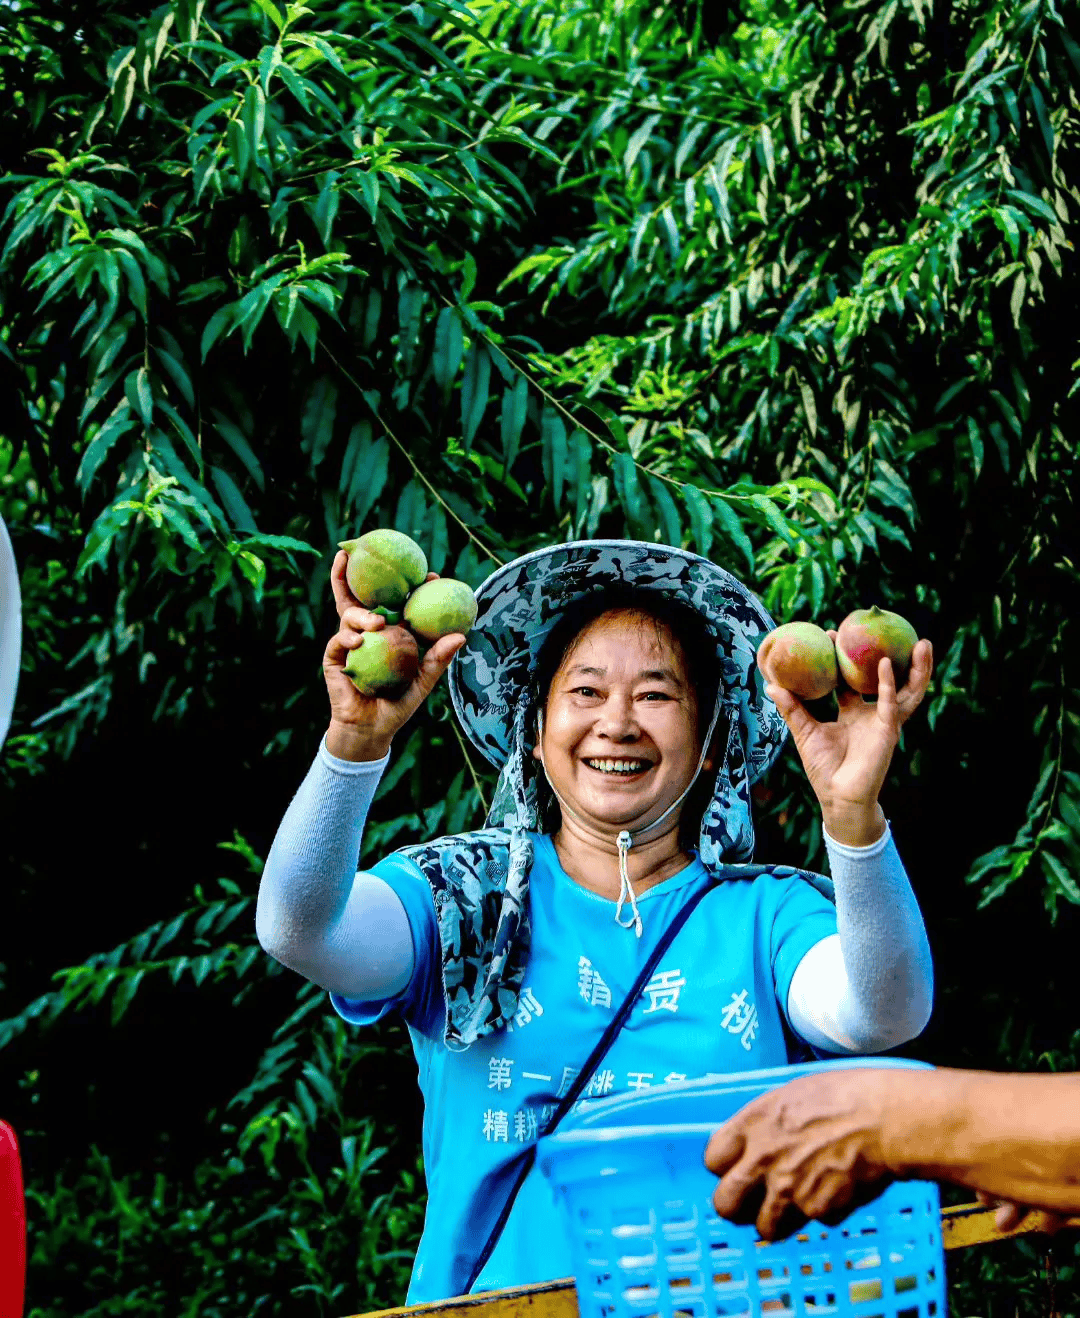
<box><xmin>765</xmin><ymin>634</ymin><xmax>935</xmax><ymax>1053</ymax></box>
<box><xmin>255</xmin><ymin>549</ymin><xmax>465</xmax><ymax>999</ymax></box>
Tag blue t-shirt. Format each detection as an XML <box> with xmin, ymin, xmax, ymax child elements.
<box><xmin>332</xmin><ymin>833</ymin><xmax>837</xmax><ymax>1302</ymax></box>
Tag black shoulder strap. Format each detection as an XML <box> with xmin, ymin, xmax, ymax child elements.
<box><xmin>464</xmin><ymin>874</ymin><xmax>721</xmax><ymax>1293</ymax></box>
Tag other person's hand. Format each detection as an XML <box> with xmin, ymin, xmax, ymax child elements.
<box><xmin>975</xmin><ymin>1190</ymin><xmax>1070</xmax><ymax>1235</ymax></box>
<box><xmin>705</xmin><ymin>1070</ymin><xmax>900</xmax><ymax>1240</ymax></box>
<box><xmin>323</xmin><ymin>552</ymin><xmax>466</xmax><ymax>761</ymax></box>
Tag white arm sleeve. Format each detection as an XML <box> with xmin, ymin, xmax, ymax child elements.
<box><xmin>786</xmin><ymin>825</ymin><xmax>933</xmax><ymax>1054</ymax></box>
<box><xmin>255</xmin><ymin>738</ymin><xmax>415</xmax><ymax>1001</ymax></box>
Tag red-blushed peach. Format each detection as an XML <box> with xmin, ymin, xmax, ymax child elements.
<box><xmin>756</xmin><ymin>622</ymin><xmax>839</xmax><ymax>700</ymax></box>
<box><xmin>835</xmin><ymin>605</ymin><xmax>918</xmax><ymax>694</ymax></box>
<box><xmin>343</xmin><ymin>626</ymin><xmax>420</xmax><ymax>698</ymax></box>
<box><xmin>339</xmin><ymin>530</ymin><xmax>428</xmax><ymax>611</ymax></box>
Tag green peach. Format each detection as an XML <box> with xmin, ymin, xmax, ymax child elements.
<box><xmin>343</xmin><ymin>626</ymin><xmax>420</xmax><ymax>698</ymax></box>
<box><xmin>403</xmin><ymin>578</ymin><xmax>478</xmax><ymax>643</ymax></box>
<box><xmin>835</xmin><ymin>604</ymin><xmax>918</xmax><ymax>694</ymax></box>
<box><xmin>756</xmin><ymin>621</ymin><xmax>839</xmax><ymax>700</ymax></box>
<box><xmin>338</xmin><ymin>530</ymin><xmax>428</xmax><ymax>611</ymax></box>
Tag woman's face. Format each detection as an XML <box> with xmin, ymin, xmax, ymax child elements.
<box><xmin>534</xmin><ymin>609</ymin><xmax>703</xmax><ymax>837</ymax></box>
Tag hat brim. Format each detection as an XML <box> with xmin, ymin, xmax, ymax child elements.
<box><xmin>448</xmin><ymin>540</ymin><xmax>786</xmax><ymax>783</ymax></box>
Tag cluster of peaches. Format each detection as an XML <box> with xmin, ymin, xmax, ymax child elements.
<box><xmin>338</xmin><ymin>529</ymin><xmax>477</xmax><ymax>698</ymax></box>
<box><xmin>756</xmin><ymin>606</ymin><xmax>918</xmax><ymax>699</ymax></box>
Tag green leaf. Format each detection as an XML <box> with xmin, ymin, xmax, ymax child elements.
<box><xmin>258</xmin><ymin>43</ymin><xmax>283</xmax><ymax>94</ymax></box>
<box><xmin>571</xmin><ymin>429</ymin><xmax>592</xmax><ymax>534</ymax></box>
<box><xmin>710</xmin><ymin>497</ymin><xmax>755</xmax><ymax>573</ymax></box>
<box><xmin>613</xmin><ymin>451</ymin><xmax>648</xmax><ymax>534</ymax></box>
<box><xmin>253</xmin><ymin>0</ymin><xmax>284</xmax><ymax>30</ymax></box>
<box><xmin>432</xmin><ymin>307</ymin><xmax>464</xmax><ymax>392</ymax></box>
<box><xmin>541</xmin><ymin>406</ymin><xmax>568</xmax><ymax>512</ymax></box>
<box><xmin>623</xmin><ymin>113</ymin><xmax>661</xmax><ymax>177</ymax></box>
<box><xmin>125</xmin><ymin>367</ymin><xmax>154</xmax><ymax>430</ymax></box>
<box><xmin>1029</xmin><ymin>83</ymin><xmax>1055</xmax><ymax>164</ymax></box>
<box><xmin>647</xmin><ymin>476</ymin><xmax>682</xmax><ymax>549</ymax></box>
<box><xmin>211</xmin><ymin>465</ymin><xmax>258</xmax><ymax>532</ymax></box>
<box><xmin>110</xmin><ymin>970</ymin><xmax>145</xmax><ymax>1026</ymax></box>
<box><xmin>155</xmin><ymin>347</ymin><xmax>195</xmax><ymax>409</ymax></box>
<box><xmin>460</xmin><ymin>344</ymin><xmax>491</xmax><ymax>450</ymax></box>
<box><xmin>212</xmin><ymin>411</ymin><xmax>265</xmax><ymax>491</ymax></box>
<box><xmin>1043</xmin><ymin>853</ymin><xmax>1080</xmax><ymax>906</ymax></box>
<box><xmin>313</xmin><ymin>171</ymin><xmax>340</xmax><ymax>246</ymax></box>
<box><xmin>242</xmin><ymin>84</ymin><xmax>266</xmax><ymax>161</ymax></box>
<box><xmin>78</xmin><ymin>404</ymin><xmax>136</xmax><ymax>491</ymax></box>
<box><xmin>341</xmin><ymin>428</ymin><xmax>388</xmax><ymax>527</ymax></box>
<box><xmin>681</xmin><ymin>484</ymin><xmax>713</xmax><ymax>557</ymax></box>
<box><xmin>500</xmin><ymin>374</ymin><xmax>528</xmax><ymax>471</ymax></box>
<box><xmin>201</xmin><ymin>305</ymin><xmax>236</xmax><ymax>360</ymax></box>
<box><xmin>301</xmin><ymin>378</ymin><xmax>338</xmax><ymax>470</ymax></box>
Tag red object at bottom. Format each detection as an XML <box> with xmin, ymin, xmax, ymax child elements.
<box><xmin>0</xmin><ymin>1122</ymin><xmax>25</xmax><ymax>1318</ymax></box>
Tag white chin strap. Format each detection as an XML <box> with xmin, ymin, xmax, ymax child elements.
<box><xmin>535</xmin><ymin>696</ymin><xmax>723</xmax><ymax>938</ymax></box>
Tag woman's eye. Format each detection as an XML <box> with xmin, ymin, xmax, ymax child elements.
<box><xmin>572</xmin><ymin>686</ymin><xmax>598</xmax><ymax>698</ymax></box>
<box><xmin>641</xmin><ymin>691</ymin><xmax>671</xmax><ymax>701</ymax></box>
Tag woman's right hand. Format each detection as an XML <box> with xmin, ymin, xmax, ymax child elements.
<box><xmin>323</xmin><ymin>550</ymin><xmax>467</xmax><ymax>762</ymax></box>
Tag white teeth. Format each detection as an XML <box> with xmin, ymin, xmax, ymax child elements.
<box><xmin>585</xmin><ymin>759</ymin><xmax>649</xmax><ymax>774</ymax></box>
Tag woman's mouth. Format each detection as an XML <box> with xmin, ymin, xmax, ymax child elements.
<box><xmin>581</xmin><ymin>757</ymin><xmax>654</xmax><ymax>777</ymax></box>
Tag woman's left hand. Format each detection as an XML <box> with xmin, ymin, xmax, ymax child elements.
<box><xmin>764</xmin><ymin>636</ymin><xmax>933</xmax><ymax>846</ymax></box>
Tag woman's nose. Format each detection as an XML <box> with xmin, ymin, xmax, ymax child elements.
<box><xmin>594</xmin><ymin>695</ymin><xmax>639</xmax><ymax>739</ymax></box>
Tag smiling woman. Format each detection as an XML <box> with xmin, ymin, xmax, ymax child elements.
<box><xmin>255</xmin><ymin>539</ymin><xmax>936</xmax><ymax>1304</ymax></box>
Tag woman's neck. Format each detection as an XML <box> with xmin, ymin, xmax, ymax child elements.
<box><xmin>550</xmin><ymin>814</ymin><xmax>696</xmax><ymax>901</ymax></box>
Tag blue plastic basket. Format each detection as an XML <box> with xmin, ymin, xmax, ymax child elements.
<box><xmin>536</xmin><ymin>1060</ymin><xmax>945</xmax><ymax>1318</ymax></box>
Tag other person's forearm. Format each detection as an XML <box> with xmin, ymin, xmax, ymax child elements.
<box><xmin>881</xmin><ymin>1069</ymin><xmax>1080</xmax><ymax>1214</ymax></box>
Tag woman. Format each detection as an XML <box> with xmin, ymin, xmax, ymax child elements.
<box><xmin>256</xmin><ymin>539</ymin><xmax>934</xmax><ymax>1301</ymax></box>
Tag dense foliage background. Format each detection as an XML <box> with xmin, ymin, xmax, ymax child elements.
<box><xmin>1</xmin><ymin>0</ymin><xmax>1078</xmax><ymax>1312</ymax></box>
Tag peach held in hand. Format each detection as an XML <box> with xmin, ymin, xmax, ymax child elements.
<box><xmin>339</xmin><ymin>529</ymin><xmax>428</xmax><ymax>612</ymax></box>
<box><xmin>403</xmin><ymin>578</ymin><xmax>478</xmax><ymax>643</ymax></box>
<box><xmin>756</xmin><ymin>622</ymin><xmax>839</xmax><ymax>700</ymax></box>
<box><xmin>835</xmin><ymin>605</ymin><xmax>918</xmax><ymax>694</ymax></box>
<box><xmin>343</xmin><ymin>626</ymin><xmax>420</xmax><ymax>698</ymax></box>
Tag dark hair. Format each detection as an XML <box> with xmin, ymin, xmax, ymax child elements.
<box><xmin>526</xmin><ymin>585</ymin><xmax>726</xmax><ymax>845</ymax></box>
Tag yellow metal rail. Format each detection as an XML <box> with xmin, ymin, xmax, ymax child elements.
<box><xmin>349</xmin><ymin>1204</ymin><xmax>1080</xmax><ymax>1318</ymax></box>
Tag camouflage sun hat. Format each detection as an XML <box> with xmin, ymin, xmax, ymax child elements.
<box><xmin>450</xmin><ymin>540</ymin><xmax>784</xmax><ymax>770</ymax></box>
<box><xmin>447</xmin><ymin>539</ymin><xmax>788</xmax><ymax>869</ymax></box>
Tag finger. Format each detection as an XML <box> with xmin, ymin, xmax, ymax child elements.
<box><xmin>756</xmin><ymin>1181</ymin><xmax>801</xmax><ymax>1241</ymax></box>
<box><xmin>994</xmin><ymin>1201</ymin><xmax>1028</xmax><ymax>1232</ymax></box>
<box><xmin>895</xmin><ymin>640</ymin><xmax>933</xmax><ymax>720</ymax></box>
<box><xmin>764</xmin><ymin>683</ymin><xmax>821</xmax><ymax>745</ymax></box>
<box><xmin>704</xmin><ymin>1125</ymin><xmax>745</xmax><ymax>1175</ymax></box>
<box><xmin>412</xmin><ymin>632</ymin><xmax>467</xmax><ymax>700</ymax></box>
<box><xmin>330</xmin><ymin>549</ymin><xmax>358</xmax><ymax>617</ymax></box>
<box><xmin>325</xmin><ymin>625</ymin><xmax>370</xmax><ymax>667</ymax></box>
<box><xmin>340</xmin><ymin>605</ymin><xmax>388</xmax><ymax>634</ymax></box>
<box><xmin>1039</xmin><ymin>1211</ymin><xmax>1068</xmax><ymax>1236</ymax></box>
<box><xmin>713</xmin><ymin>1171</ymin><xmax>765</xmax><ymax>1227</ymax></box>
<box><xmin>874</xmin><ymin>656</ymin><xmax>900</xmax><ymax>727</ymax></box>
